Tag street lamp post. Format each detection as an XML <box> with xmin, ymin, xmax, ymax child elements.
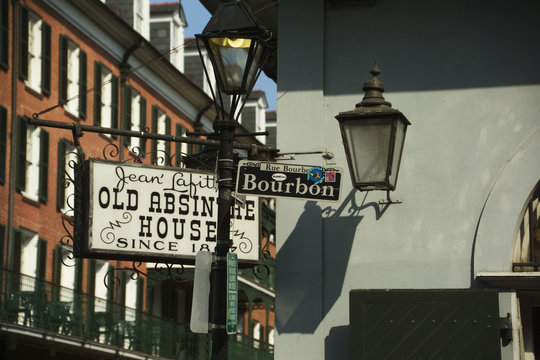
<box><xmin>335</xmin><ymin>63</ymin><xmax>411</xmax><ymax>192</ymax></box>
<box><xmin>195</xmin><ymin>2</ymin><xmax>271</xmax><ymax>359</ymax></box>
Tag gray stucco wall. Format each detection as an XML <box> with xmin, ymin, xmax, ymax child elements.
<box><xmin>275</xmin><ymin>0</ymin><xmax>540</xmax><ymax>359</ymax></box>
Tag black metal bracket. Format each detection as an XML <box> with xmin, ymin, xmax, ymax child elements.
<box><xmin>378</xmin><ymin>190</ymin><xmax>402</xmax><ymax>205</ymax></box>
<box><xmin>28</xmin><ymin>117</ymin><xmax>278</xmax><ymax>158</ymax></box>
<box><xmin>275</xmin><ymin>150</ymin><xmax>334</xmax><ymax>161</ymax></box>
<box><xmin>186</xmin><ymin>130</ymin><xmax>269</xmax><ymax>139</ymax></box>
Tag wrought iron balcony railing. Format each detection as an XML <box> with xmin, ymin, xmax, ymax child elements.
<box><xmin>0</xmin><ymin>269</ymin><xmax>273</xmax><ymax>360</ymax></box>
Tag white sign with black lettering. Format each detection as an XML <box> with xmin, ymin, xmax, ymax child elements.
<box><xmin>82</xmin><ymin>159</ymin><xmax>259</xmax><ymax>263</ymax></box>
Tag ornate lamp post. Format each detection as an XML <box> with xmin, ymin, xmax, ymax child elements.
<box><xmin>335</xmin><ymin>63</ymin><xmax>411</xmax><ymax>192</ymax></box>
<box><xmin>195</xmin><ymin>1</ymin><xmax>271</xmax><ymax>359</ymax></box>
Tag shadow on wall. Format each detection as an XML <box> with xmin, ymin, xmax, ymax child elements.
<box><xmin>279</xmin><ymin>1</ymin><xmax>540</xmax><ymax>94</ymax></box>
<box><xmin>325</xmin><ymin>325</ymin><xmax>349</xmax><ymax>360</ymax></box>
<box><xmin>276</xmin><ymin>190</ymin><xmax>389</xmax><ymax>334</ymax></box>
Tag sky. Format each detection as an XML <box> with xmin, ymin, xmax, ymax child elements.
<box><xmin>151</xmin><ymin>0</ymin><xmax>277</xmax><ymax>111</ymax></box>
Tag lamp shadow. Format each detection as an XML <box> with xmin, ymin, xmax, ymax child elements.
<box><xmin>276</xmin><ymin>190</ymin><xmax>389</xmax><ymax>334</ymax></box>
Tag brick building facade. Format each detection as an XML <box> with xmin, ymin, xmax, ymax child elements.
<box><xmin>0</xmin><ymin>0</ymin><xmax>275</xmax><ymax>359</ymax></box>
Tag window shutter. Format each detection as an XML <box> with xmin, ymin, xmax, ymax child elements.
<box><xmin>15</xmin><ymin>116</ymin><xmax>27</xmax><ymax>191</ymax></box>
<box><xmin>86</xmin><ymin>259</ymin><xmax>96</xmax><ymax>327</ymax></box>
<box><xmin>140</xmin><ymin>96</ymin><xmax>147</xmax><ymax>155</ymax></box>
<box><xmin>51</xmin><ymin>245</ymin><xmax>62</xmax><ymax>301</ymax></box>
<box><xmin>93</xmin><ymin>62</ymin><xmax>102</xmax><ymax>126</ymax></box>
<box><xmin>0</xmin><ymin>0</ymin><xmax>8</xmax><ymax>69</ymax></box>
<box><xmin>151</xmin><ymin>106</ymin><xmax>158</xmax><ymax>164</ymax></box>
<box><xmin>146</xmin><ymin>279</ymin><xmax>155</xmax><ymax>316</ymax></box>
<box><xmin>79</xmin><ymin>50</ymin><xmax>87</xmax><ymax>119</ymax></box>
<box><xmin>38</xmin><ymin>128</ymin><xmax>49</xmax><ymax>203</ymax></box>
<box><xmin>0</xmin><ymin>105</ymin><xmax>7</xmax><ymax>184</ymax></box>
<box><xmin>87</xmin><ymin>259</ymin><xmax>96</xmax><ymax>296</ymax></box>
<box><xmin>10</xmin><ymin>229</ymin><xmax>22</xmax><ymax>273</ymax></box>
<box><xmin>36</xmin><ymin>238</ymin><xmax>47</xmax><ymax>280</ymax></box>
<box><xmin>106</xmin><ymin>265</ymin><xmax>115</xmax><ymax>312</ymax></box>
<box><xmin>136</xmin><ymin>277</ymin><xmax>144</xmax><ymax>312</ymax></box>
<box><xmin>18</xmin><ymin>5</ymin><xmax>28</xmax><ymax>80</ymax></box>
<box><xmin>41</xmin><ymin>21</ymin><xmax>51</xmax><ymax>96</ymax></box>
<box><xmin>122</xmin><ymin>85</ymin><xmax>132</xmax><ymax>147</ymax></box>
<box><xmin>119</xmin><ymin>271</ymin><xmax>128</xmax><ymax>319</ymax></box>
<box><xmin>56</xmin><ymin>139</ymin><xmax>67</xmax><ymax>210</ymax></box>
<box><xmin>8</xmin><ymin>229</ymin><xmax>22</xmax><ymax>292</ymax></box>
<box><xmin>74</xmin><ymin>258</ymin><xmax>82</xmax><ymax>291</ymax></box>
<box><xmin>59</xmin><ymin>35</ymin><xmax>68</xmax><ymax>103</ymax></box>
<box><xmin>0</xmin><ymin>223</ymin><xmax>5</xmax><ymax>270</ymax></box>
<box><xmin>111</xmin><ymin>75</ymin><xmax>119</xmax><ymax>136</ymax></box>
<box><xmin>165</xmin><ymin>116</ymin><xmax>171</xmax><ymax>165</ymax></box>
<box><xmin>175</xmin><ymin>124</ymin><xmax>181</xmax><ymax>164</ymax></box>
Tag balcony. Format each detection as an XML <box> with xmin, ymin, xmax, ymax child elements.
<box><xmin>0</xmin><ymin>269</ymin><xmax>273</xmax><ymax>359</ymax></box>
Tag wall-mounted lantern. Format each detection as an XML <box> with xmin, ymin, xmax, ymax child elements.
<box><xmin>335</xmin><ymin>63</ymin><xmax>410</xmax><ymax>192</ymax></box>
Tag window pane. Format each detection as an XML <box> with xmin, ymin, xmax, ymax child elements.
<box><xmin>130</xmin><ymin>92</ymin><xmax>141</xmax><ymax>151</ymax></box>
<box><xmin>26</xmin><ymin>12</ymin><xmax>42</xmax><ymax>91</ymax></box>
<box><xmin>100</xmin><ymin>69</ymin><xmax>112</xmax><ymax>129</ymax></box>
<box><xmin>65</xmin><ymin>41</ymin><xmax>80</xmax><ymax>115</ymax></box>
<box><xmin>343</xmin><ymin>118</ymin><xmax>392</xmax><ymax>186</ymax></box>
<box><xmin>23</xmin><ymin>125</ymin><xmax>41</xmax><ymax>201</ymax></box>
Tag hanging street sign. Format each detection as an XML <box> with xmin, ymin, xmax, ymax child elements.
<box><xmin>235</xmin><ymin>160</ymin><xmax>343</xmax><ymax>202</ymax></box>
<box><xmin>226</xmin><ymin>252</ymin><xmax>238</xmax><ymax>335</ymax></box>
<box><xmin>77</xmin><ymin>159</ymin><xmax>260</xmax><ymax>264</ymax></box>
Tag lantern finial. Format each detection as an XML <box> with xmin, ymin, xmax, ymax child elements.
<box><xmin>357</xmin><ymin>61</ymin><xmax>391</xmax><ymax>108</ymax></box>
<box><xmin>370</xmin><ymin>61</ymin><xmax>381</xmax><ymax>77</ymax></box>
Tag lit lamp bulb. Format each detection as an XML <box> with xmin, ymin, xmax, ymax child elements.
<box><xmin>207</xmin><ymin>36</ymin><xmax>263</xmax><ymax>94</ymax></box>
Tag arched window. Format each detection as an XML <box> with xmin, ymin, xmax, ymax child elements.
<box><xmin>512</xmin><ymin>180</ymin><xmax>540</xmax><ymax>358</ymax></box>
<box><xmin>513</xmin><ymin>180</ymin><xmax>540</xmax><ymax>272</ymax></box>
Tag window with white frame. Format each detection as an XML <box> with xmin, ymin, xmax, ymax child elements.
<box><xmin>65</xmin><ymin>41</ymin><xmax>80</xmax><ymax>115</ymax></box>
<box><xmin>20</xmin><ymin>231</ymin><xmax>38</xmax><ymax>280</ymax></box>
<box><xmin>134</xmin><ymin>0</ymin><xmax>149</xmax><ymax>38</ymax></box>
<box><xmin>253</xmin><ymin>321</ymin><xmax>262</xmax><ymax>348</ymax></box>
<box><xmin>94</xmin><ymin>260</ymin><xmax>110</xmax><ymax>312</ymax></box>
<box><xmin>130</xmin><ymin>92</ymin><xmax>141</xmax><ymax>149</ymax></box>
<box><xmin>125</xmin><ymin>87</ymin><xmax>146</xmax><ymax>154</ymax></box>
<box><xmin>268</xmin><ymin>328</ymin><xmax>275</xmax><ymax>346</ymax></box>
<box><xmin>11</xmin><ymin>229</ymin><xmax>46</xmax><ymax>304</ymax></box>
<box><xmin>59</xmin><ymin>35</ymin><xmax>86</xmax><ymax>118</ymax></box>
<box><xmin>125</xmin><ymin>274</ymin><xmax>137</xmax><ymax>321</ymax></box>
<box><xmin>19</xmin><ymin>6</ymin><xmax>50</xmax><ymax>95</ymax></box>
<box><xmin>16</xmin><ymin>117</ymin><xmax>48</xmax><ymax>202</ymax></box>
<box><xmin>135</xmin><ymin>0</ymin><xmax>143</xmax><ymax>33</ymax></box>
<box><xmin>170</xmin><ymin>21</ymin><xmax>178</xmax><ymax>68</ymax></box>
<box><xmin>175</xmin><ymin>123</ymin><xmax>188</xmax><ymax>163</ymax></box>
<box><xmin>157</xmin><ymin>109</ymin><xmax>166</xmax><ymax>154</ymax></box>
<box><xmin>100</xmin><ymin>69</ymin><xmax>112</xmax><ymax>128</ymax></box>
<box><xmin>26</xmin><ymin>11</ymin><xmax>42</xmax><ymax>92</ymax></box>
<box><xmin>170</xmin><ymin>17</ymin><xmax>184</xmax><ymax>71</ymax></box>
<box><xmin>59</xmin><ymin>247</ymin><xmax>76</xmax><ymax>302</ymax></box>
<box><xmin>14</xmin><ymin>117</ymin><xmax>49</xmax><ymax>206</ymax></box>
<box><xmin>151</xmin><ymin>106</ymin><xmax>170</xmax><ymax>165</ymax></box>
<box><xmin>23</xmin><ymin>124</ymin><xmax>41</xmax><ymax>201</ymax></box>
<box><xmin>94</xmin><ymin>62</ymin><xmax>118</xmax><ymax>130</ymax></box>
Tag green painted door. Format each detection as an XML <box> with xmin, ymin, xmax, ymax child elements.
<box><xmin>350</xmin><ymin>289</ymin><xmax>501</xmax><ymax>360</ymax></box>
